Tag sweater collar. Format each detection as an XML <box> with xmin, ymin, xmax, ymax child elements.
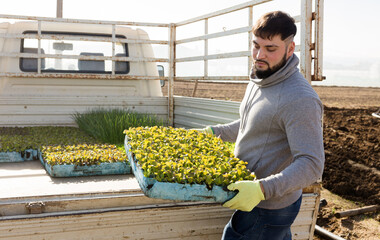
<box><xmin>249</xmin><ymin>54</ymin><xmax>299</xmax><ymax>87</ymax></box>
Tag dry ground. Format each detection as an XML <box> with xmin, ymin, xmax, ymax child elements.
<box><xmin>162</xmin><ymin>82</ymin><xmax>380</xmax><ymax>108</ymax></box>
<box><xmin>163</xmin><ymin>82</ymin><xmax>380</xmax><ymax>240</ymax></box>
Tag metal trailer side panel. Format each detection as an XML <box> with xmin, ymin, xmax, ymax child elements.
<box><xmin>0</xmin><ymin>96</ymin><xmax>168</xmax><ymax>126</ymax></box>
<box><xmin>0</xmin><ymin>204</ymin><xmax>232</xmax><ymax>240</ymax></box>
<box><xmin>0</xmin><ymin>194</ymin><xmax>318</xmax><ymax>240</ymax></box>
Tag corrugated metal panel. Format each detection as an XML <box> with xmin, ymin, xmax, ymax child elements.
<box><xmin>0</xmin><ymin>96</ymin><xmax>168</xmax><ymax>126</ymax></box>
<box><xmin>174</xmin><ymin>96</ymin><xmax>240</xmax><ymax>128</ymax></box>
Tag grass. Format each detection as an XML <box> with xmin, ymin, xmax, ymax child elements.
<box><xmin>72</xmin><ymin>108</ymin><xmax>164</xmax><ymax>144</ymax></box>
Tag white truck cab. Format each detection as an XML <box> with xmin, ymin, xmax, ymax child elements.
<box><xmin>0</xmin><ymin>21</ymin><xmax>162</xmax><ymax>98</ymax></box>
<box><xmin>0</xmin><ymin>19</ymin><xmax>167</xmax><ymax>126</ymax></box>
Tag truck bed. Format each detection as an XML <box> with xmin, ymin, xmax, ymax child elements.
<box><xmin>0</xmin><ymin>160</ymin><xmax>235</xmax><ymax>240</ymax></box>
<box><xmin>0</xmin><ymin>160</ymin><xmax>188</xmax><ymax>219</ymax></box>
<box><xmin>0</xmin><ymin>160</ymin><xmax>139</xmax><ymax>199</ymax></box>
<box><xmin>0</xmin><ymin>160</ymin><xmax>319</xmax><ymax>240</ymax></box>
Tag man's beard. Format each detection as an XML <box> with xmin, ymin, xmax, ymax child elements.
<box><xmin>252</xmin><ymin>53</ymin><xmax>287</xmax><ymax>79</ymax></box>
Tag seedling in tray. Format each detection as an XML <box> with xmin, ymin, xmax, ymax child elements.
<box><xmin>124</xmin><ymin>126</ymin><xmax>256</xmax><ymax>189</ymax></box>
<box><xmin>41</xmin><ymin>144</ymin><xmax>127</xmax><ymax>166</ymax></box>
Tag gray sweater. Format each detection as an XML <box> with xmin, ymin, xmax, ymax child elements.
<box><xmin>212</xmin><ymin>55</ymin><xmax>325</xmax><ymax>209</ymax></box>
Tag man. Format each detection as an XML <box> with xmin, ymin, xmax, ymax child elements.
<box><xmin>202</xmin><ymin>11</ymin><xmax>324</xmax><ymax>239</ymax></box>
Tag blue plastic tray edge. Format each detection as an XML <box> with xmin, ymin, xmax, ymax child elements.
<box><xmin>0</xmin><ymin>149</ymin><xmax>38</xmax><ymax>162</ymax></box>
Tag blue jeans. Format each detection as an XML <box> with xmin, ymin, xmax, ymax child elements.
<box><xmin>221</xmin><ymin>195</ymin><xmax>302</xmax><ymax>240</ymax></box>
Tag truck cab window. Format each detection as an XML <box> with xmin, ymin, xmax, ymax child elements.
<box><xmin>20</xmin><ymin>31</ymin><xmax>129</xmax><ymax>74</ymax></box>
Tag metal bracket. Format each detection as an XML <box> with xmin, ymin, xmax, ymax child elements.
<box><xmin>312</xmin><ymin>75</ymin><xmax>326</xmax><ymax>81</ymax></box>
<box><xmin>26</xmin><ymin>201</ymin><xmax>45</xmax><ymax>214</ymax></box>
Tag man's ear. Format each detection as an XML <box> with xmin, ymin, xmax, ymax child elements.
<box><xmin>287</xmin><ymin>41</ymin><xmax>295</xmax><ymax>58</ymax></box>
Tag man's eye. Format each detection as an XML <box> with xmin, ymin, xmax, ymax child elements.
<box><xmin>267</xmin><ymin>48</ymin><xmax>276</xmax><ymax>52</ymax></box>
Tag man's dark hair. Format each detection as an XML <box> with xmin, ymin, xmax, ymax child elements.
<box><xmin>252</xmin><ymin>11</ymin><xmax>297</xmax><ymax>41</ymax></box>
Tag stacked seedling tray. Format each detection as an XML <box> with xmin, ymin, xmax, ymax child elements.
<box><xmin>40</xmin><ymin>144</ymin><xmax>131</xmax><ymax>177</ymax></box>
<box><xmin>0</xmin><ymin>127</ymin><xmax>39</xmax><ymax>162</ymax></box>
<box><xmin>0</xmin><ymin>127</ymin><xmax>131</xmax><ymax>177</ymax></box>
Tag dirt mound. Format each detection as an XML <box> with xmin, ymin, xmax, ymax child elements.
<box><xmin>322</xmin><ymin>107</ymin><xmax>380</xmax><ymax>205</ymax></box>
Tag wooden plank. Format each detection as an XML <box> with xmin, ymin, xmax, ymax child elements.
<box><xmin>335</xmin><ymin>205</ymin><xmax>380</xmax><ymax>218</ymax></box>
<box><xmin>313</xmin><ymin>0</ymin><xmax>324</xmax><ymax>81</ymax></box>
<box><xmin>300</xmin><ymin>0</ymin><xmax>313</xmax><ymax>83</ymax></box>
<box><xmin>248</xmin><ymin>6</ymin><xmax>253</xmax><ymax>75</ymax></box>
<box><xmin>168</xmin><ymin>24</ymin><xmax>176</xmax><ymax>126</ymax></box>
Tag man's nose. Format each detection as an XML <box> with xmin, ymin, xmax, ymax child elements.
<box><xmin>258</xmin><ymin>49</ymin><xmax>267</xmax><ymax>59</ymax></box>
<box><xmin>254</xmin><ymin>49</ymin><xmax>266</xmax><ymax>59</ymax></box>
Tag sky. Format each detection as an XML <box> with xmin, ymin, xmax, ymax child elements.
<box><xmin>1</xmin><ymin>0</ymin><xmax>380</xmax><ymax>87</ymax></box>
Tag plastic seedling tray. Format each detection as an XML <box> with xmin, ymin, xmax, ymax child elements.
<box><xmin>0</xmin><ymin>149</ymin><xmax>38</xmax><ymax>162</ymax></box>
<box><xmin>124</xmin><ymin>138</ymin><xmax>236</xmax><ymax>203</ymax></box>
<box><xmin>39</xmin><ymin>151</ymin><xmax>131</xmax><ymax>177</ymax></box>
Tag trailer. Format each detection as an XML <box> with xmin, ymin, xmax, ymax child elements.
<box><xmin>0</xmin><ymin>0</ymin><xmax>324</xmax><ymax>239</ymax></box>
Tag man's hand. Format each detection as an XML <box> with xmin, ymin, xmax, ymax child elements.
<box><xmin>223</xmin><ymin>181</ymin><xmax>265</xmax><ymax>212</ymax></box>
<box><xmin>193</xmin><ymin>126</ymin><xmax>214</xmax><ymax>135</ymax></box>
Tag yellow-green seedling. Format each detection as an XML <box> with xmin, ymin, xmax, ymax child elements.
<box><xmin>124</xmin><ymin>126</ymin><xmax>256</xmax><ymax>189</ymax></box>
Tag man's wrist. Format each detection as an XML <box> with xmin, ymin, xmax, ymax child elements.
<box><xmin>259</xmin><ymin>181</ymin><xmax>266</xmax><ymax>199</ymax></box>
<box><xmin>205</xmin><ymin>126</ymin><xmax>214</xmax><ymax>135</ymax></box>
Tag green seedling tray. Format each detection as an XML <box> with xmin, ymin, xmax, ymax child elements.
<box><xmin>39</xmin><ymin>151</ymin><xmax>131</xmax><ymax>177</ymax></box>
<box><xmin>124</xmin><ymin>137</ymin><xmax>236</xmax><ymax>203</ymax></box>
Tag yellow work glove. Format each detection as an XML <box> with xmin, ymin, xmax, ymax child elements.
<box><xmin>193</xmin><ymin>126</ymin><xmax>214</xmax><ymax>135</ymax></box>
<box><xmin>223</xmin><ymin>181</ymin><xmax>265</xmax><ymax>212</ymax></box>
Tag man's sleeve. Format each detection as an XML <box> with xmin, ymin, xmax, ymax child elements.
<box><xmin>261</xmin><ymin>97</ymin><xmax>325</xmax><ymax>199</ymax></box>
<box><xmin>211</xmin><ymin>119</ymin><xmax>240</xmax><ymax>142</ymax></box>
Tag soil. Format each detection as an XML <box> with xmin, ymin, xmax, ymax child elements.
<box><xmin>322</xmin><ymin>107</ymin><xmax>379</xmax><ymax>206</ymax></box>
<box><xmin>163</xmin><ymin>82</ymin><xmax>380</xmax><ymax>240</ymax></box>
